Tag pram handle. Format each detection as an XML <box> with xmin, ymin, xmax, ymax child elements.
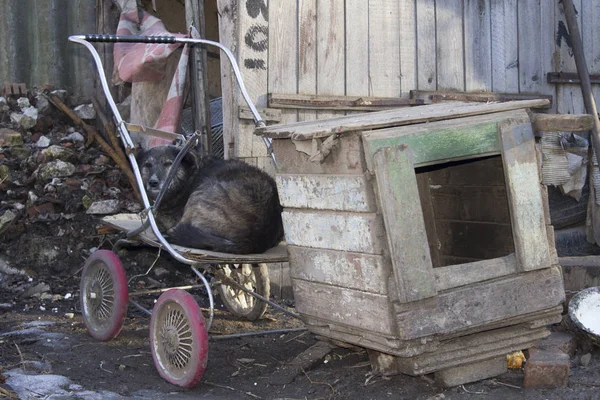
<box><xmin>83</xmin><ymin>34</ymin><xmax>177</xmax><ymax>44</ymax></box>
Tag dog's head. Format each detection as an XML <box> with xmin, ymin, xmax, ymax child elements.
<box><xmin>136</xmin><ymin>145</ymin><xmax>199</xmax><ymax>201</ymax></box>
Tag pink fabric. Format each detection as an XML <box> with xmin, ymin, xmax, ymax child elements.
<box><xmin>114</xmin><ymin>9</ymin><xmax>189</xmax><ymax>147</ymax></box>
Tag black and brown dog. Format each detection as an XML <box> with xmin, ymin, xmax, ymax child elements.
<box><xmin>137</xmin><ymin>146</ymin><xmax>284</xmax><ymax>254</ymax></box>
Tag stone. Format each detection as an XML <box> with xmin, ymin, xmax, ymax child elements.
<box><xmin>17</xmin><ymin>97</ymin><xmax>31</xmax><ymax>109</ymax></box>
<box><xmin>35</xmin><ymin>135</ymin><xmax>51</xmax><ymax>148</ymax></box>
<box><xmin>35</xmin><ymin>94</ymin><xmax>51</xmax><ymax>114</ymax></box>
<box><xmin>74</xmin><ymin>103</ymin><xmax>96</xmax><ymax>120</ymax></box>
<box><xmin>61</xmin><ymin>131</ymin><xmax>85</xmax><ymax>144</ymax></box>
<box><xmin>86</xmin><ymin>199</ymin><xmax>120</xmax><ymax>215</ymax></box>
<box><xmin>0</xmin><ymin>96</ymin><xmax>7</xmax><ymax>107</ymax></box>
<box><xmin>580</xmin><ymin>353</ymin><xmax>591</xmax><ymax>367</ymax></box>
<box><xmin>0</xmin><ymin>128</ymin><xmax>24</xmax><ymax>146</ymax></box>
<box><xmin>20</xmin><ymin>282</ymin><xmax>51</xmax><ymax>298</ymax></box>
<box><xmin>11</xmin><ymin>106</ymin><xmax>38</xmax><ymax>130</ymax></box>
<box><xmin>35</xmin><ymin>160</ymin><xmax>77</xmax><ymax>181</ymax></box>
<box><xmin>0</xmin><ymin>210</ymin><xmax>16</xmax><ymax>231</ymax></box>
<box><xmin>523</xmin><ymin>348</ymin><xmax>570</xmax><ymax>388</ymax></box>
<box><xmin>0</xmin><ymin>165</ymin><xmax>10</xmax><ymax>182</ymax></box>
<box><xmin>534</xmin><ymin>331</ymin><xmax>577</xmax><ymax>357</ymax></box>
<box><xmin>39</xmin><ymin>145</ymin><xmax>78</xmax><ymax>164</ymax></box>
<box><xmin>434</xmin><ymin>356</ymin><xmax>507</xmax><ymax>387</ymax></box>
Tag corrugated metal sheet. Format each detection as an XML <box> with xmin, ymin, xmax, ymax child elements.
<box><xmin>0</xmin><ymin>0</ymin><xmax>97</xmax><ymax>99</ymax></box>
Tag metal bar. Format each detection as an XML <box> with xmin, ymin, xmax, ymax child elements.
<box><xmin>129</xmin><ymin>299</ymin><xmax>153</xmax><ymax>316</ymax></box>
<box><xmin>210</xmin><ymin>327</ymin><xmax>307</xmax><ymax>341</ymax></box>
<box><xmin>547</xmin><ymin>72</ymin><xmax>600</xmax><ymax>84</ymax></box>
<box><xmin>562</xmin><ymin>0</ymin><xmax>600</xmax><ymax>171</ymax></box>
<box><xmin>191</xmin><ymin>265</ymin><xmax>214</xmax><ymax>331</ymax></box>
<box><xmin>216</xmin><ymin>272</ymin><xmax>301</xmax><ymax>319</ymax></box>
<box><xmin>129</xmin><ymin>284</ymin><xmax>208</xmax><ymax>297</ymax></box>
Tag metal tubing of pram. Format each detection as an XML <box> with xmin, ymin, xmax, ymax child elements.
<box><xmin>191</xmin><ymin>265</ymin><xmax>214</xmax><ymax>331</ymax></box>
<box><xmin>129</xmin><ymin>299</ymin><xmax>153</xmax><ymax>316</ymax></box>
<box><xmin>69</xmin><ymin>34</ymin><xmax>276</xmax><ymax>165</ymax></box>
<box><xmin>215</xmin><ymin>272</ymin><xmax>301</xmax><ymax>319</ymax></box>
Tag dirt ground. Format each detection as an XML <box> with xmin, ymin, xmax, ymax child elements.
<box><xmin>1</xmin><ymin>245</ymin><xmax>600</xmax><ymax>400</ymax></box>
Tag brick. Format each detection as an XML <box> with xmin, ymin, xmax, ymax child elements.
<box><xmin>435</xmin><ymin>356</ymin><xmax>507</xmax><ymax>387</ymax></box>
<box><xmin>523</xmin><ymin>348</ymin><xmax>569</xmax><ymax>388</ymax></box>
<box><xmin>534</xmin><ymin>331</ymin><xmax>577</xmax><ymax>357</ymax></box>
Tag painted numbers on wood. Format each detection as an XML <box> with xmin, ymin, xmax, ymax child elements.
<box><xmin>244</xmin><ymin>0</ymin><xmax>268</xmax><ymax>70</ymax></box>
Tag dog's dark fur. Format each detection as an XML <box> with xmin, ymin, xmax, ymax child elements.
<box><xmin>137</xmin><ymin>146</ymin><xmax>284</xmax><ymax>254</ymax></box>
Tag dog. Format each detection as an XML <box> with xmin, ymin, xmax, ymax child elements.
<box><xmin>137</xmin><ymin>145</ymin><xmax>284</xmax><ymax>254</ymax></box>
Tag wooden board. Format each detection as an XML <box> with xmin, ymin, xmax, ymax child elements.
<box><xmin>256</xmin><ymin>99</ymin><xmax>549</xmax><ymax>140</ymax></box>
<box><xmin>345</xmin><ymin>0</ymin><xmax>369</xmax><ymax>97</ymax></box>
<box><xmin>281</xmin><ymin>210</ymin><xmax>386</xmax><ymax>254</ymax></box>
<box><xmin>464</xmin><ymin>0</ymin><xmax>492</xmax><ymax>91</ymax></box>
<box><xmin>416</xmin><ymin>0</ymin><xmax>437</xmax><ymax>91</ymax></box>
<box><xmin>268</xmin><ymin>93</ymin><xmax>418</xmax><ymax>111</ymax></box>
<box><xmin>490</xmin><ymin>0</ymin><xmax>519</xmax><ymax>93</ymax></box>
<box><xmin>372</xmin><ymin>146</ymin><xmax>437</xmax><ymax>303</ymax></box>
<box><xmin>399</xmin><ymin>0</ymin><xmax>416</xmax><ymax>96</ymax></box>
<box><xmin>298</xmin><ymin>0</ymin><xmax>317</xmax><ymax>122</ymax></box>
<box><xmin>292</xmin><ymin>278</ymin><xmax>397</xmax><ymax>336</ymax></box>
<box><xmin>436</xmin><ymin>0</ymin><xmax>464</xmax><ymax>90</ymax></box>
<box><xmin>410</xmin><ymin>90</ymin><xmax>552</xmax><ymax>108</ymax></box>
<box><xmin>434</xmin><ymin>254</ymin><xmax>517</xmax><ymax>291</ymax></box>
<box><xmin>102</xmin><ymin>214</ymin><xmax>288</xmax><ymax>263</ymax></box>
<box><xmin>363</xmin><ymin>111</ymin><xmax>509</xmax><ymax>170</ymax></box>
<box><xmin>429</xmin><ymin>185</ymin><xmax>511</xmax><ymax>223</ymax></box>
<box><xmin>393</xmin><ymin>266</ymin><xmax>564</xmax><ymax>340</ymax></box>
<box><xmin>288</xmin><ymin>245</ymin><xmax>390</xmax><ymax>295</ymax></box>
<box><xmin>533</xmin><ymin>114</ymin><xmax>594</xmax><ymax>132</ymax></box>
<box><xmin>275</xmin><ymin>173</ymin><xmax>376</xmax><ymax>212</ymax></box>
<box><xmin>369</xmin><ymin>0</ymin><xmax>401</xmax><ymax>97</ymax></box>
<box><xmin>498</xmin><ymin>117</ymin><xmax>552</xmax><ymax>272</ymax></box>
<box><xmin>435</xmin><ymin>220</ymin><xmax>515</xmax><ymax>261</ymax></box>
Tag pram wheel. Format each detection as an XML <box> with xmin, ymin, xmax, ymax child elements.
<box><xmin>216</xmin><ymin>263</ymin><xmax>270</xmax><ymax>321</ymax></box>
<box><xmin>150</xmin><ymin>289</ymin><xmax>208</xmax><ymax>388</ymax></box>
<box><xmin>80</xmin><ymin>250</ymin><xmax>128</xmax><ymax>341</ymax></box>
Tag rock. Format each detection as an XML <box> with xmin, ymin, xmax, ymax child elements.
<box><xmin>17</xmin><ymin>97</ymin><xmax>31</xmax><ymax>109</ymax></box>
<box><xmin>39</xmin><ymin>145</ymin><xmax>78</xmax><ymax>164</ymax></box>
<box><xmin>35</xmin><ymin>160</ymin><xmax>77</xmax><ymax>181</ymax></box>
<box><xmin>0</xmin><ymin>96</ymin><xmax>7</xmax><ymax>107</ymax></box>
<box><xmin>74</xmin><ymin>104</ymin><xmax>96</xmax><ymax>120</ymax></box>
<box><xmin>20</xmin><ymin>282</ymin><xmax>51</xmax><ymax>298</ymax></box>
<box><xmin>534</xmin><ymin>331</ymin><xmax>577</xmax><ymax>358</ymax></box>
<box><xmin>523</xmin><ymin>348</ymin><xmax>570</xmax><ymax>388</ymax></box>
<box><xmin>0</xmin><ymin>210</ymin><xmax>17</xmax><ymax>231</ymax></box>
<box><xmin>0</xmin><ymin>128</ymin><xmax>24</xmax><ymax>146</ymax></box>
<box><xmin>86</xmin><ymin>199</ymin><xmax>120</xmax><ymax>214</ymax></box>
<box><xmin>61</xmin><ymin>131</ymin><xmax>85</xmax><ymax>144</ymax></box>
<box><xmin>580</xmin><ymin>353</ymin><xmax>591</xmax><ymax>367</ymax></box>
<box><xmin>0</xmin><ymin>255</ymin><xmax>27</xmax><ymax>276</ymax></box>
<box><xmin>10</xmin><ymin>107</ymin><xmax>38</xmax><ymax>130</ymax></box>
<box><xmin>35</xmin><ymin>94</ymin><xmax>51</xmax><ymax>114</ymax></box>
<box><xmin>35</xmin><ymin>135</ymin><xmax>51</xmax><ymax>148</ymax></box>
<box><xmin>0</xmin><ymin>165</ymin><xmax>9</xmax><ymax>182</ymax></box>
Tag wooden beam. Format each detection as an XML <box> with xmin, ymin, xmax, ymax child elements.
<box><xmin>533</xmin><ymin>114</ymin><xmax>594</xmax><ymax>132</ymax></box>
<box><xmin>238</xmin><ymin>106</ymin><xmax>282</xmax><ymax>123</ymax></box>
<box><xmin>268</xmin><ymin>93</ymin><xmax>422</xmax><ymax>111</ymax></box>
<box><xmin>410</xmin><ymin>90</ymin><xmax>552</xmax><ymax>109</ymax></box>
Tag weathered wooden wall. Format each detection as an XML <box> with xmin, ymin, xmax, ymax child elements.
<box><xmin>218</xmin><ymin>0</ymin><xmax>599</xmax><ymax>166</ymax></box>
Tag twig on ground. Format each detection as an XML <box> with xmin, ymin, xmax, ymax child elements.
<box><xmin>460</xmin><ymin>385</ymin><xmax>485</xmax><ymax>394</ymax></box>
<box><xmin>301</xmin><ymin>367</ymin><xmax>335</xmax><ymax>395</ymax></box>
<box><xmin>489</xmin><ymin>379</ymin><xmax>521</xmax><ymax>389</ymax></box>
<box><xmin>203</xmin><ymin>381</ymin><xmax>262</xmax><ymax>399</ymax></box>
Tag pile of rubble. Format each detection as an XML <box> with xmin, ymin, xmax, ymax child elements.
<box><xmin>0</xmin><ymin>88</ymin><xmax>142</xmax><ymax>309</ymax></box>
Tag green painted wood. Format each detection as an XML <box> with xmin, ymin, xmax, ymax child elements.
<box><xmin>364</xmin><ymin>120</ymin><xmax>501</xmax><ymax>167</ymax></box>
<box><xmin>372</xmin><ymin>146</ymin><xmax>437</xmax><ymax>303</ymax></box>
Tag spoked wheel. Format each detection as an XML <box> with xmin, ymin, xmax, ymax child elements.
<box><xmin>80</xmin><ymin>250</ymin><xmax>128</xmax><ymax>341</ymax></box>
<box><xmin>216</xmin><ymin>263</ymin><xmax>270</xmax><ymax>321</ymax></box>
<box><xmin>150</xmin><ymin>289</ymin><xmax>208</xmax><ymax>388</ymax></box>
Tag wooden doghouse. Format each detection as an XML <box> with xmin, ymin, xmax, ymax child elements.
<box><xmin>256</xmin><ymin>99</ymin><xmax>565</xmax><ymax>386</ymax></box>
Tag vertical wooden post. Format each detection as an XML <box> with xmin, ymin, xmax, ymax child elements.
<box><xmin>185</xmin><ymin>0</ymin><xmax>212</xmax><ymax>156</ymax></box>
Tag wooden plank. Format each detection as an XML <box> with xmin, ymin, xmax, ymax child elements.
<box><xmin>316</xmin><ymin>0</ymin><xmax>345</xmax><ymax>119</ymax></box>
<box><xmin>434</xmin><ymin>255</ymin><xmax>517</xmax><ymax>291</ymax></box>
<box><xmin>268</xmin><ymin>93</ymin><xmax>420</xmax><ymax>110</ymax></box>
<box><xmin>436</xmin><ymin>0</ymin><xmax>464</xmax><ymax>90</ymax></box>
<box><xmin>298</xmin><ymin>0</ymin><xmax>317</xmax><ymax>122</ymax></box>
<box><xmin>410</xmin><ymin>90</ymin><xmax>552</xmax><ymax>108</ymax></box>
<box><xmin>275</xmin><ymin>173</ymin><xmax>376</xmax><ymax>212</ymax></box>
<box><xmin>498</xmin><ymin>116</ymin><xmax>552</xmax><ymax>272</ymax></box>
<box><xmin>281</xmin><ymin>210</ymin><xmax>385</xmax><ymax>254</ymax></box>
<box><xmin>430</xmin><ymin>186</ymin><xmax>511</xmax><ymax>224</ymax></box>
<box><xmin>424</xmin><ymin>155</ymin><xmax>507</xmax><ymax>186</ymax></box>
<box><xmin>582</xmin><ymin>0</ymin><xmax>600</xmax><ymax>120</ymax></box>
<box><xmin>268</xmin><ymin>341</ymin><xmax>333</xmax><ymax>385</ymax></box>
<box><xmin>292</xmin><ymin>278</ymin><xmax>397</xmax><ymax>336</ymax></box>
<box><xmin>464</xmin><ymin>0</ymin><xmax>492</xmax><ymax>91</ymax></box>
<box><xmin>271</xmin><ymin>133</ymin><xmax>367</xmax><ymax>175</ymax></box>
<box><xmin>399</xmin><ymin>0</ymin><xmax>416</xmax><ymax>96</ymax></box>
<box><xmin>288</xmin><ymin>246</ymin><xmax>390</xmax><ymax>295</ymax></box>
<box><xmin>517</xmin><ymin>0</ymin><xmax>542</xmax><ymax>94</ymax></box>
<box><xmin>238</xmin><ymin>106</ymin><xmax>282</xmax><ymax>122</ymax></box>
<box><xmin>394</xmin><ymin>266</ymin><xmax>564</xmax><ymax>340</ymax></box>
<box><xmin>363</xmin><ymin>111</ymin><xmax>506</xmax><ymax>169</ymax></box>
<box><xmin>490</xmin><ymin>0</ymin><xmax>519</xmax><ymax>93</ymax></box>
<box><xmin>416</xmin><ymin>0</ymin><xmax>437</xmax><ymax>90</ymax></box>
<box><xmin>372</xmin><ymin>146</ymin><xmax>437</xmax><ymax>303</ymax></box>
<box><xmin>540</xmin><ymin>0</ymin><xmax>557</xmax><ymax>113</ymax></box>
<box><xmin>345</xmin><ymin>0</ymin><xmax>369</xmax><ymax>97</ymax></box>
<box><xmin>369</xmin><ymin>0</ymin><xmax>401</xmax><ymax>97</ymax></box>
<box><xmin>533</xmin><ymin>114</ymin><xmax>594</xmax><ymax>132</ymax></box>
<box><xmin>435</xmin><ymin>220</ymin><xmax>515</xmax><ymax>260</ymax></box>
<box><xmin>256</xmin><ymin>99</ymin><xmax>550</xmax><ymax>140</ymax></box>
<box><xmin>416</xmin><ymin>172</ymin><xmax>442</xmax><ymax>269</ymax></box>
